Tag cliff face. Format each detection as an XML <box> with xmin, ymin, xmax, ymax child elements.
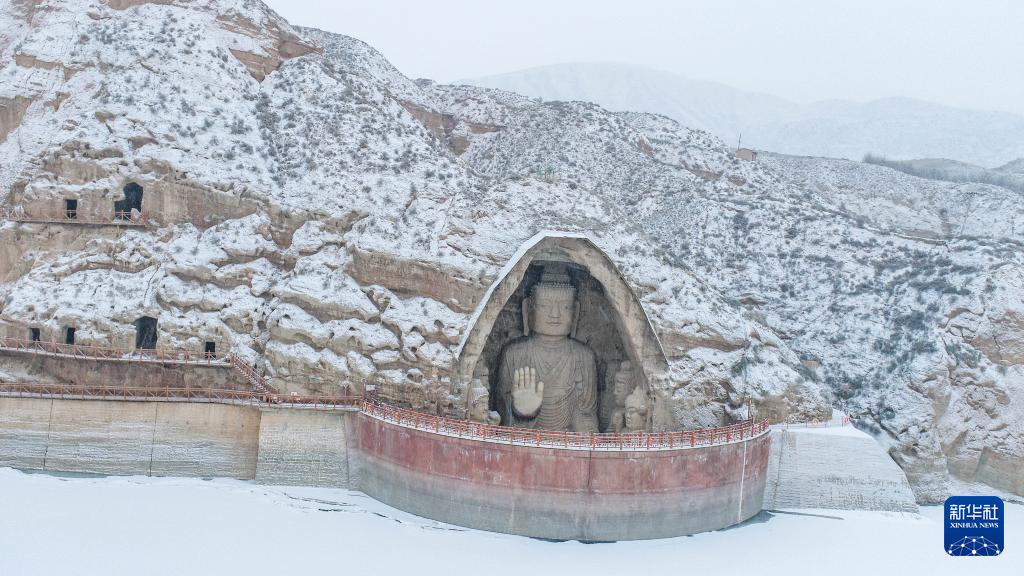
<box><xmin>0</xmin><ymin>0</ymin><xmax>1021</xmax><ymax>502</ymax></box>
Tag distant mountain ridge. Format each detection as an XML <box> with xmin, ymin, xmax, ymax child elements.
<box><xmin>863</xmin><ymin>155</ymin><xmax>1024</xmax><ymax>194</ymax></box>
<box><xmin>462</xmin><ymin>63</ymin><xmax>1024</xmax><ymax>168</ymax></box>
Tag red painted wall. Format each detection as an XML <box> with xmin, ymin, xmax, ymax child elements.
<box><xmin>351</xmin><ymin>412</ymin><xmax>771</xmax><ymax>541</ymax></box>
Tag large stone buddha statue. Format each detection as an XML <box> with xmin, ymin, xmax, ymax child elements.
<box><xmin>496</xmin><ymin>266</ymin><xmax>599</xmax><ymax>432</ymax></box>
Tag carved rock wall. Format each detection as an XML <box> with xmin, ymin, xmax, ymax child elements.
<box><xmin>0</xmin><ymin>96</ymin><xmax>33</xmax><ymax>143</ymax></box>
<box><xmin>12</xmin><ymin>150</ymin><xmax>261</xmax><ymax>227</ymax></box>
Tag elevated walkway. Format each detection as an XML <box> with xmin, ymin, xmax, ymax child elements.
<box><xmin>0</xmin><ymin>337</ymin><xmax>229</xmax><ymax>366</ymax></box>
<box><xmin>1</xmin><ymin>207</ymin><xmax>148</xmax><ymax>227</ymax></box>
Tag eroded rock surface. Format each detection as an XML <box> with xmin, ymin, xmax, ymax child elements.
<box><xmin>0</xmin><ymin>0</ymin><xmax>1020</xmax><ymax>501</ymax></box>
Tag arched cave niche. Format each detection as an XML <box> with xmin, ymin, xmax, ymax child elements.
<box><xmin>457</xmin><ymin>233</ymin><xmax>669</xmax><ymax>432</ymax></box>
<box><xmin>478</xmin><ymin>260</ymin><xmax>635</xmax><ymax>431</ymax></box>
<box><xmin>115</xmin><ymin>182</ymin><xmax>144</xmax><ymax>219</ymax></box>
<box><xmin>134</xmin><ymin>316</ymin><xmax>158</xmax><ymax>350</ymax></box>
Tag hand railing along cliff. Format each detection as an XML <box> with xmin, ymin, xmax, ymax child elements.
<box><xmin>0</xmin><ymin>339</ymin><xmax>769</xmax><ymax>449</ymax></box>
<box><xmin>226</xmin><ymin>352</ymin><xmax>279</xmax><ymax>395</ymax></box>
<box><xmin>361</xmin><ymin>398</ymin><xmax>770</xmax><ymax>450</ymax></box>
<box><xmin>0</xmin><ymin>381</ymin><xmax>363</xmax><ymax>410</ymax></box>
<box><xmin>0</xmin><ymin>337</ymin><xmax>229</xmax><ymax>365</ymax></box>
<box><xmin>1</xmin><ymin>206</ymin><xmax>148</xmax><ymax>226</ymax></box>
<box><xmin>0</xmin><ymin>382</ymin><xmax>262</xmax><ymax>403</ymax></box>
<box><xmin>0</xmin><ymin>339</ymin><xmax>324</xmax><ymax>401</ymax></box>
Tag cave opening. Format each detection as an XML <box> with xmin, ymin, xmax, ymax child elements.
<box><xmin>204</xmin><ymin>341</ymin><xmax>216</xmax><ymax>358</ymax></box>
<box><xmin>114</xmin><ymin>182</ymin><xmax>143</xmax><ymax>219</ymax></box>
<box><xmin>29</xmin><ymin>327</ymin><xmax>40</xmax><ymax>341</ymax></box>
<box><xmin>458</xmin><ymin>235</ymin><xmax>671</xmax><ymax>432</ymax></box>
<box><xmin>64</xmin><ymin>327</ymin><xmax>76</xmax><ymax>345</ymax></box>
<box><xmin>63</xmin><ymin>199</ymin><xmax>78</xmax><ymax>220</ymax></box>
<box><xmin>134</xmin><ymin>316</ymin><xmax>157</xmax><ymax>349</ymax></box>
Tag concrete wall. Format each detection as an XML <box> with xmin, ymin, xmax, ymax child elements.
<box><xmin>350</xmin><ymin>412</ymin><xmax>771</xmax><ymax>541</ymax></box>
<box><xmin>764</xmin><ymin>427</ymin><xmax>918</xmax><ymax>512</ymax></box>
<box><xmin>0</xmin><ymin>397</ymin><xmax>52</xmax><ymax>470</ymax></box>
<box><xmin>1</xmin><ymin>396</ymin><xmax>775</xmax><ymax>541</ymax></box>
<box><xmin>0</xmin><ymin>397</ymin><xmax>260</xmax><ymax>478</ymax></box>
<box><xmin>255</xmin><ymin>408</ymin><xmax>350</xmax><ymax>487</ymax></box>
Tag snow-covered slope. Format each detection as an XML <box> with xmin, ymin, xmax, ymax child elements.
<box><xmin>463</xmin><ymin>63</ymin><xmax>1024</xmax><ymax>168</ymax></box>
<box><xmin>0</xmin><ymin>0</ymin><xmax>1021</xmax><ymax>503</ymax></box>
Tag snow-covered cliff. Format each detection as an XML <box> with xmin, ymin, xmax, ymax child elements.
<box><xmin>0</xmin><ymin>0</ymin><xmax>1020</xmax><ymax>502</ymax></box>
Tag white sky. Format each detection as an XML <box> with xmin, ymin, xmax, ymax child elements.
<box><xmin>266</xmin><ymin>0</ymin><xmax>1024</xmax><ymax>115</ymax></box>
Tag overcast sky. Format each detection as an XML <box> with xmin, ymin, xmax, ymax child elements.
<box><xmin>266</xmin><ymin>0</ymin><xmax>1024</xmax><ymax>115</ymax></box>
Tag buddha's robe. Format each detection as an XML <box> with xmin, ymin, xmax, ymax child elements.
<box><xmin>497</xmin><ymin>337</ymin><xmax>599</xmax><ymax>433</ymax></box>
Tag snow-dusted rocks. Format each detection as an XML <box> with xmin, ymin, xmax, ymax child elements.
<box><xmin>0</xmin><ymin>0</ymin><xmax>1021</xmax><ymax>502</ymax></box>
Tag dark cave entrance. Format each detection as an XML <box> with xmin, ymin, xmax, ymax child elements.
<box><xmin>114</xmin><ymin>182</ymin><xmax>143</xmax><ymax>219</ymax></box>
<box><xmin>204</xmin><ymin>341</ymin><xmax>216</xmax><ymax>358</ymax></box>
<box><xmin>64</xmin><ymin>327</ymin><xmax>76</xmax><ymax>345</ymax></box>
<box><xmin>29</xmin><ymin>327</ymin><xmax>40</xmax><ymax>342</ymax></box>
<box><xmin>63</xmin><ymin>199</ymin><xmax>78</xmax><ymax>220</ymax></box>
<box><xmin>134</xmin><ymin>316</ymin><xmax>157</xmax><ymax>350</ymax></box>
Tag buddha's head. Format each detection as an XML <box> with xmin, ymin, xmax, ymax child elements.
<box><xmin>527</xmin><ymin>269</ymin><xmax>577</xmax><ymax>338</ymax></box>
<box><xmin>624</xmin><ymin>386</ymin><xmax>649</xmax><ymax>432</ymax></box>
<box><xmin>613</xmin><ymin>361</ymin><xmax>634</xmax><ymax>404</ymax></box>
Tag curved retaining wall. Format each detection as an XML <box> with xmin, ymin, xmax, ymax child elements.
<box><xmin>349</xmin><ymin>412</ymin><xmax>771</xmax><ymax>541</ymax></box>
<box><xmin>0</xmin><ymin>394</ymin><xmax>772</xmax><ymax>541</ymax></box>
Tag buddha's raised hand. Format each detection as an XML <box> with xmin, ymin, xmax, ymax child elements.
<box><xmin>511</xmin><ymin>366</ymin><xmax>544</xmax><ymax>418</ymax></box>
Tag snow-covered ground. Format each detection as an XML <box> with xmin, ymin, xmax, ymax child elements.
<box><xmin>0</xmin><ymin>467</ymin><xmax>1018</xmax><ymax>575</ymax></box>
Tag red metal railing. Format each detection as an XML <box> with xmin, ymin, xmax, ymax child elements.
<box><xmin>361</xmin><ymin>398</ymin><xmax>770</xmax><ymax>451</ymax></box>
<box><xmin>1</xmin><ymin>206</ymin><xmax>147</xmax><ymax>226</ymax></box>
<box><xmin>227</xmin><ymin>352</ymin><xmax>279</xmax><ymax>395</ymax></box>
<box><xmin>777</xmin><ymin>415</ymin><xmax>851</xmax><ymax>429</ymax></box>
<box><xmin>0</xmin><ymin>338</ymin><xmax>769</xmax><ymax>449</ymax></box>
<box><xmin>0</xmin><ymin>382</ymin><xmax>263</xmax><ymax>404</ymax></box>
<box><xmin>0</xmin><ymin>382</ymin><xmax>363</xmax><ymax>410</ymax></box>
<box><xmin>0</xmin><ymin>339</ymin><xmax>298</xmax><ymax>399</ymax></box>
<box><xmin>0</xmin><ymin>337</ymin><xmax>229</xmax><ymax>365</ymax></box>
<box><xmin>271</xmin><ymin>392</ymin><xmax>363</xmax><ymax>409</ymax></box>
<box><xmin>0</xmin><ymin>379</ymin><xmax>765</xmax><ymax>449</ymax></box>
